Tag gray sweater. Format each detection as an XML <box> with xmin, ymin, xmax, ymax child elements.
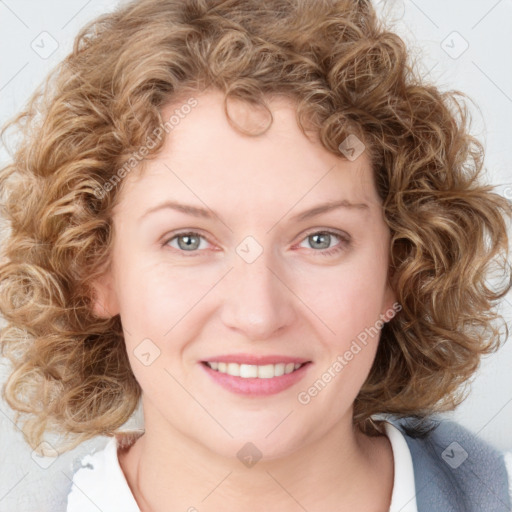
<box><xmin>388</xmin><ymin>416</ymin><xmax>511</xmax><ymax>511</ymax></box>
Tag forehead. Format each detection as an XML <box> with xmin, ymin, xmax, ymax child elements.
<box><xmin>115</xmin><ymin>90</ymin><xmax>378</xmax><ymax>217</ymax></box>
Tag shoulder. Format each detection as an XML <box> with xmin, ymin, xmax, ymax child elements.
<box><xmin>386</xmin><ymin>416</ymin><xmax>512</xmax><ymax>512</ymax></box>
<box><xmin>505</xmin><ymin>451</ymin><xmax>512</xmax><ymax>503</ymax></box>
<box><xmin>66</xmin><ymin>434</ymin><xmax>141</xmax><ymax>512</ymax></box>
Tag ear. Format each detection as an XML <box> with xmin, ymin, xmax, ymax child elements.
<box><xmin>381</xmin><ymin>271</ymin><xmax>399</xmax><ymax>323</ymax></box>
<box><xmin>90</xmin><ymin>270</ymin><xmax>120</xmax><ymax>319</ymax></box>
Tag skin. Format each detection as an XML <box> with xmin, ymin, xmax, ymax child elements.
<box><xmin>92</xmin><ymin>88</ymin><xmax>397</xmax><ymax>512</ymax></box>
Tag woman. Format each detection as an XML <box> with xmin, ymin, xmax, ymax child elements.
<box><xmin>0</xmin><ymin>1</ymin><xmax>511</xmax><ymax>511</ymax></box>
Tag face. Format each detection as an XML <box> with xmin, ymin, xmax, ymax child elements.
<box><xmin>93</xmin><ymin>89</ymin><xmax>397</xmax><ymax>460</ymax></box>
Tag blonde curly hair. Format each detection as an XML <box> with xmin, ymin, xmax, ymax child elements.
<box><xmin>0</xmin><ymin>0</ymin><xmax>511</xmax><ymax>453</ymax></box>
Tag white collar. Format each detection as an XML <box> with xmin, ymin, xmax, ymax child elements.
<box><xmin>66</xmin><ymin>434</ymin><xmax>141</xmax><ymax>511</ymax></box>
<box><xmin>67</xmin><ymin>423</ymin><xmax>419</xmax><ymax>512</ymax></box>
<box><xmin>383</xmin><ymin>420</ymin><xmax>419</xmax><ymax>512</ymax></box>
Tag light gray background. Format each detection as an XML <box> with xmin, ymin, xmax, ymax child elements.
<box><xmin>0</xmin><ymin>0</ymin><xmax>511</xmax><ymax>510</ymax></box>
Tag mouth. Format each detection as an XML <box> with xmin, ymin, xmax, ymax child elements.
<box><xmin>201</xmin><ymin>361</ymin><xmax>311</xmax><ymax>379</ymax></box>
<box><xmin>199</xmin><ymin>359</ymin><xmax>313</xmax><ymax>396</ymax></box>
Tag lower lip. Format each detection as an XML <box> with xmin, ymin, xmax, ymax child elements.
<box><xmin>199</xmin><ymin>362</ymin><xmax>312</xmax><ymax>396</ymax></box>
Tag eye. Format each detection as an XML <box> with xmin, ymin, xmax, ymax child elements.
<box><xmin>162</xmin><ymin>229</ymin><xmax>351</xmax><ymax>257</ymax></box>
<box><xmin>163</xmin><ymin>231</ymin><xmax>211</xmax><ymax>254</ymax></box>
<box><xmin>297</xmin><ymin>230</ymin><xmax>351</xmax><ymax>257</ymax></box>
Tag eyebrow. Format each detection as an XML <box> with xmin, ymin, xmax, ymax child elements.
<box><xmin>289</xmin><ymin>199</ymin><xmax>369</xmax><ymax>221</ymax></box>
<box><xmin>138</xmin><ymin>199</ymin><xmax>369</xmax><ymax>224</ymax></box>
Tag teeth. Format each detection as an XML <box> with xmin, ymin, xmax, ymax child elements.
<box><xmin>205</xmin><ymin>362</ymin><xmax>304</xmax><ymax>378</ymax></box>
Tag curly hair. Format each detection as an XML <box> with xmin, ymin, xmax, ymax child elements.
<box><xmin>1</xmin><ymin>0</ymin><xmax>511</xmax><ymax>453</ymax></box>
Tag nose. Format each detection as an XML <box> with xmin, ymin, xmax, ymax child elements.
<box><xmin>219</xmin><ymin>253</ymin><xmax>297</xmax><ymax>341</ymax></box>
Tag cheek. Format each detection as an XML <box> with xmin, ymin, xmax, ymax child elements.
<box><xmin>116</xmin><ymin>259</ymin><xmax>209</xmax><ymax>334</ymax></box>
<box><xmin>116</xmin><ymin>263</ymin><xmax>196</xmax><ymax>396</ymax></box>
<box><xmin>299</xmin><ymin>260</ymin><xmax>387</xmax><ymax>340</ymax></box>
<box><xmin>115</xmin><ymin>260</ymin><xmax>219</xmax><ymax>387</ymax></box>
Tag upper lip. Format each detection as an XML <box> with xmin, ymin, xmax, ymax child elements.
<box><xmin>201</xmin><ymin>354</ymin><xmax>311</xmax><ymax>365</ymax></box>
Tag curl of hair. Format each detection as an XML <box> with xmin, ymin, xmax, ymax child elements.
<box><xmin>1</xmin><ymin>0</ymin><xmax>511</xmax><ymax>452</ymax></box>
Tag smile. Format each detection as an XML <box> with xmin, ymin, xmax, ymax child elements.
<box><xmin>203</xmin><ymin>361</ymin><xmax>307</xmax><ymax>379</ymax></box>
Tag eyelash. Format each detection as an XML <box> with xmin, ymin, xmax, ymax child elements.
<box><xmin>162</xmin><ymin>229</ymin><xmax>351</xmax><ymax>257</ymax></box>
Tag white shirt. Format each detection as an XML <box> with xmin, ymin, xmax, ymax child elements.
<box><xmin>66</xmin><ymin>421</ymin><xmax>512</xmax><ymax>512</ymax></box>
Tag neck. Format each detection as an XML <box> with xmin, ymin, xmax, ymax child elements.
<box><xmin>118</xmin><ymin>403</ymin><xmax>394</xmax><ymax>512</ymax></box>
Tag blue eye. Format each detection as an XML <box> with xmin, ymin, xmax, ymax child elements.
<box><xmin>298</xmin><ymin>230</ymin><xmax>351</xmax><ymax>257</ymax></box>
<box><xmin>163</xmin><ymin>229</ymin><xmax>351</xmax><ymax>257</ymax></box>
<box><xmin>164</xmin><ymin>232</ymin><xmax>210</xmax><ymax>253</ymax></box>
